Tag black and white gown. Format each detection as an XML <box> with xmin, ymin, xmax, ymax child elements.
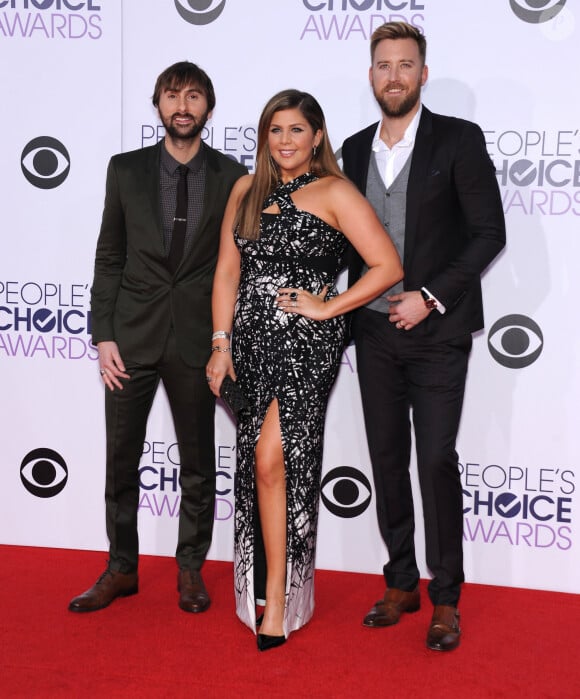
<box><xmin>232</xmin><ymin>173</ymin><xmax>348</xmax><ymax>636</ymax></box>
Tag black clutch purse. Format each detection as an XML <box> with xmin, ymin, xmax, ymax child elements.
<box><xmin>219</xmin><ymin>375</ymin><xmax>250</xmax><ymax>417</ymax></box>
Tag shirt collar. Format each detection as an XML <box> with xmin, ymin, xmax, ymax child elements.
<box><xmin>161</xmin><ymin>139</ymin><xmax>206</xmax><ymax>175</ymax></box>
<box><xmin>372</xmin><ymin>104</ymin><xmax>423</xmax><ymax>153</ymax></box>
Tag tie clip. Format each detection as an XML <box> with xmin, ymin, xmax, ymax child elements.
<box><xmin>173</xmin><ymin>217</ymin><xmax>187</xmax><ymax>222</ymax></box>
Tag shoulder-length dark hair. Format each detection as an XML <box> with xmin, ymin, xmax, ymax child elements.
<box><xmin>236</xmin><ymin>89</ymin><xmax>344</xmax><ymax>240</ymax></box>
<box><xmin>152</xmin><ymin>61</ymin><xmax>216</xmax><ymax>112</ymax></box>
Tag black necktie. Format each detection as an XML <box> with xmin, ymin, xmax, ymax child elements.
<box><xmin>167</xmin><ymin>165</ymin><xmax>188</xmax><ymax>273</ymax></box>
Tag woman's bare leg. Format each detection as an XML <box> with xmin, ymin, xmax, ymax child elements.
<box><xmin>255</xmin><ymin>399</ymin><xmax>286</xmax><ymax>637</ymax></box>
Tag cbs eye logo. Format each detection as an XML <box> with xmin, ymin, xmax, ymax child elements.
<box><xmin>510</xmin><ymin>0</ymin><xmax>567</xmax><ymax>24</ymax></box>
<box><xmin>175</xmin><ymin>0</ymin><xmax>226</xmax><ymax>25</ymax></box>
<box><xmin>321</xmin><ymin>466</ymin><xmax>372</xmax><ymax>518</ymax></box>
<box><xmin>21</xmin><ymin>137</ymin><xmax>70</xmax><ymax>189</ymax></box>
<box><xmin>20</xmin><ymin>448</ymin><xmax>68</xmax><ymax>498</ymax></box>
<box><xmin>487</xmin><ymin>314</ymin><xmax>543</xmax><ymax>368</ymax></box>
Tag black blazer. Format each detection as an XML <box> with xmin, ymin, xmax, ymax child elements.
<box><xmin>342</xmin><ymin>107</ymin><xmax>506</xmax><ymax>343</ymax></box>
<box><xmin>90</xmin><ymin>142</ymin><xmax>247</xmax><ymax>366</ymax></box>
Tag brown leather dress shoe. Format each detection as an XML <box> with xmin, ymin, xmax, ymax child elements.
<box><xmin>178</xmin><ymin>569</ymin><xmax>210</xmax><ymax>613</ymax></box>
<box><xmin>426</xmin><ymin>605</ymin><xmax>461</xmax><ymax>651</ymax></box>
<box><xmin>68</xmin><ymin>569</ymin><xmax>138</xmax><ymax>612</ymax></box>
<box><xmin>362</xmin><ymin>586</ymin><xmax>420</xmax><ymax>627</ymax></box>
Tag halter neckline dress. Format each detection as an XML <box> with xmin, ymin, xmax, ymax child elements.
<box><xmin>232</xmin><ymin>172</ymin><xmax>347</xmax><ymax>637</ymax></box>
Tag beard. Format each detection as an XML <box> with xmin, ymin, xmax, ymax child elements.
<box><xmin>161</xmin><ymin>110</ymin><xmax>209</xmax><ymax>141</ymax></box>
<box><xmin>373</xmin><ymin>80</ymin><xmax>422</xmax><ymax>119</ymax></box>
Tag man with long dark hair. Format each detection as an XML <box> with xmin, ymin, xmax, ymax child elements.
<box><xmin>69</xmin><ymin>62</ymin><xmax>247</xmax><ymax>615</ymax></box>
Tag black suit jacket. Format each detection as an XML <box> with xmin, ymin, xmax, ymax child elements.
<box><xmin>90</xmin><ymin>142</ymin><xmax>247</xmax><ymax>366</ymax></box>
<box><xmin>342</xmin><ymin>107</ymin><xmax>506</xmax><ymax>342</ymax></box>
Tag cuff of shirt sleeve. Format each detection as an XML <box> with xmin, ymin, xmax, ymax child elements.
<box><xmin>421</xmin><ymin>286</ymin><xmax>446</xmax><ymax>314</ymax></box>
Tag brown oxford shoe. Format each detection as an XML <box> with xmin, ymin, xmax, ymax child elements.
<box><xmin>362</xmin><ymin>586</ymin><xmax>420</xmax><ymax>627</ymax></box>
<box><xmin>426</xmin><ymin>605</ymin><xmax>461</xmax><ymax>651</ymax></box>
<box><xmin>68</xmin><ymin>569</ymin><xmax>138</xmax><ymax>613</ymax></box>
<box><xmin>178</xmin><ymin>569</ymin><xmax>210</xmax><ymax>613</ymax></box>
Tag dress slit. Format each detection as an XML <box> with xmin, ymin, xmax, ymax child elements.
<box><xmin>232</xmin><ymin>173</ymin><xmax>347</xmax><ymax>637</ymax></box>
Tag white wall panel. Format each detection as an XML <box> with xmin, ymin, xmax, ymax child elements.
<box><xmin>1</xmin><ymin>0</ymin><xmax>577</xmax><ymax>594</ymax></box>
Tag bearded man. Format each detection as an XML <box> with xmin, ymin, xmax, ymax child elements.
<box><xmin>342</xmin><ymin>23</ymin><xmax>505</xmax><ymax>651</ymax></box>
<box><xmin>69</xmin><ymin>62</ymin><xmax>246</xmax><ymax>615</ymax></box>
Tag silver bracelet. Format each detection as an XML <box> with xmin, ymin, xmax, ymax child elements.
<box><xmin>211</xmin><ymin>345</ymin><xmax>231</xmax><ymax>353</ymax></box>
<box><xmin>212</xmin><ymin>330</ymin><xmax>231</xmax><ymax>341</ymax></box>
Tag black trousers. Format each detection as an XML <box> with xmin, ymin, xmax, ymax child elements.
<box><xmin>104</xmin><ymin>329</ymin><xmax>215</xmax><ymax>573</ymax></box>
<box><xmin>353</xmin><ymin>307</ymin><xmax>471</xmax><ymax>606</ymax></box>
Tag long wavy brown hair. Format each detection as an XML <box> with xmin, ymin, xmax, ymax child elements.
<box><xmin>235</xmin><ymin>89</ymin><xmax>344</xmax><ymax>240</ymax></box>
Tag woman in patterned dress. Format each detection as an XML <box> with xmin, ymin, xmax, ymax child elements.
<box><xmin>206</xmin><ymin>90</ymin><xmax>402</xmax><ymax>650</ymax></box>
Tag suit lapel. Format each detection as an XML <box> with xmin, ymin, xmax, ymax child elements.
<box><xmin>405</xmin><ymin>107</ymin><xmax>433</xmax><ymax>264</ymax></box>
<box><xmin>350</xmin><ymin>123</ymin><xmax>377</xmax><ymax>192</ymax></box>
<box><xmin>194</xmin><ymin>145</ymin><xmax>221</xmax><ymax>249</ymax></box>
<box><xmin>142</xmin><ymin>143</ymin><xmax>164</xmax><ymax>255</ymax></box>
<box><xmin>178</xmin><ymin>145</ymin><xmax>224</xmax><ymax>270</ymax></box>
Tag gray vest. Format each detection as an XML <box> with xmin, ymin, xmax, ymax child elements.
<box><xmin>363</xmin><ymin>151</ymin><xmax>411</xmax><ymax>314</ymax></box>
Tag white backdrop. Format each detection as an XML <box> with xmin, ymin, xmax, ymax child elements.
<box><xmin>1</xmin><ymin>0</ymin><xmax>578</xmax><ymax>594</ymax></box>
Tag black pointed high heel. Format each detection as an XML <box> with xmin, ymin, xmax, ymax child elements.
<box><xmin>257</xmin><ymin>633</ymin><xmax>286</xmax><ymax>651</ymax></box>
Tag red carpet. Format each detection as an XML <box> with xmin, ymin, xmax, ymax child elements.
<box><xmin>0</xmin><ymin>545</ymin><xmax>578</xmax><ymax>698</ymax></box>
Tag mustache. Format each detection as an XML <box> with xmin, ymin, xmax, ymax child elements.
<box><xmin>384</xmin><ymin>83</ymin><xmax>405</xmax><ymax>93</ymax></box>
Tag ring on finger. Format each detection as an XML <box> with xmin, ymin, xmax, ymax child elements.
<box><xmin>99</xmin><ymin>369</ymin><xmax>106</xmax><ymax>376</ymax></box>
<box><xmin>206</xmin><ymin>376</ymin><xmax>213</xmax><ymax>383</ymax></box>
<box><xmin>289</xmin><ymin>291</ymin><xmax>298</xmax><ymax>300</ymax></box>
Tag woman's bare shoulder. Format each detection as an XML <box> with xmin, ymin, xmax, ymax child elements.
<box><xmin>315</xmin><ymin>174</ymin><xmax>362</xmax><ymax>203</ymax></box>
<box><xmin>233</xmin><ymin>173</ymin><xmax>253</xmax><ymax>194</ymax></box>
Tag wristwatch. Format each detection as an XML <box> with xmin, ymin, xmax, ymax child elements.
<box><xmin>420</xmin><ymin>289</ymin><xmax>438</xmax><ymax>311</ymax></box>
